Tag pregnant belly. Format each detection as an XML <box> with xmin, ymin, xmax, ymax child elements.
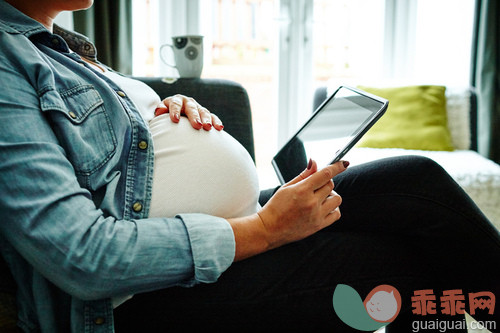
<box><xmin>148</xmin><ymin>115</ymin><xmax>261</xmax><ymax>218</ymax></box>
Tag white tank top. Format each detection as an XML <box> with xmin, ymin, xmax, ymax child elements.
<box><xmin>98</xmin><ymin>69</ymin><xmax>261</xmax><ymax>219</ymax></box>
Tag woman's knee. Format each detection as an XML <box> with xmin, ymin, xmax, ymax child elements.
<box><xmin>399</xmin><ymin>155</ymin><xmax>443</xmax><ymax>171</ymax></box>
<box><xmin>334</xmin><ymin>155</ymin><xmax>453</xmax><ymax>196</ymax></box>
<box><xmin>396</xmin><ymin>155</ymin><xmax>454</xmax><ymax>187</ymax></box>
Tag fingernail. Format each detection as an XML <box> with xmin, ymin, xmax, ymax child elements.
<box><xmin>174</xmin><ymin>113</ymin><xmax>180</xmax><ymax>121</ymax></box>
<box><xmin>307</xmin><ymin>158</ymin><xmax>313</xmax><ymax>170</ymax></box>
<box><xmin>196</xmin><ymin>119</ymin><xmax>202</xmax><ymax>125</ymax></box>
<box><xmin>342</xmin><ymin>161</ymin><xmax>350</xmax><ymax>168</ymax></box>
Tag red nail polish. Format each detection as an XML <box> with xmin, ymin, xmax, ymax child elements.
<box><xmin>343</xmin><ymin>161</ymin><xmax>350</xmax><ymax>168</ymax></box>
<box><xmin>307</xmin><ymin>158</ymin><xmax>313</xmax><ymax>170</ymax></box>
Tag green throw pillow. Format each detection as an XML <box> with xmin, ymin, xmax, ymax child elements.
<box><xmin>356</xmin><ymin>85</ymin><xmax>454</xmax><ymax>151</ymax></box>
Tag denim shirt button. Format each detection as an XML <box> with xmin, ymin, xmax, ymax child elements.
<box><xmin>138</xmin><ymin>140</ymin><xmax>148</xmax><ymax>150</ymax></box>
<box><xmin>117</xmin><ymin>91</ymin><xmax>126</xmax><ymax>98</ymax></box>
<box><xmin>94</xmin><ymin>317</ymin><xmax>105</xmax><ymax>325</ymax></box>
<box><xmin>68</xmin><ymin>111</ymin><xmax>76</xmax><ymax>119</ymax></box>
<box><xmin>132</xmin><ymin>202</ymin><xmax>143</xmax><ymax>212</ymax></box>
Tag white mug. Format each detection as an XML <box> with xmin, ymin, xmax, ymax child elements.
<box><xmin>160</xmin><ymin>35</ymin><xmax>204</xmax><ymax>78</ymax></box>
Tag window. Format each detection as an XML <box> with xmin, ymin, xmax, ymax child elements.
<box><xmin>200</xmin><ymin>0</ymin><xmax>279</xmax><ymax>187</ymax></box>
<box><xmin>312</xmin><ymin>0</ymin><xmax>385</xmax><ymax>83</ymax></box>
<box><xmin>132</xmin><ymin>0</ymin><xmax>159</xmax><ymax>77</ymax></box>
<box><xmin>311</xmin><ymin>0</ymin><xmax>475</xmax><ymax>87</ymax></box>
<box><xmin>132</xmin><ymin>0</ymin><xmax>281</xmax><ymax>187</ymax></box>
<box><xmin>132</xmin><ymin>0</ymin><xmax>476</xmax><ymax>188</ymax></box>
<box><xmin>413</xmin><ymin>0</ymin><xmax>475</xmax><ymax>85</ymax></box>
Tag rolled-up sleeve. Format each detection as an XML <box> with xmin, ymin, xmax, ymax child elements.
<box><xmin>177</xmin><ymin>214</ymin><xmax>235</xmax><ymax>285</ymax></box>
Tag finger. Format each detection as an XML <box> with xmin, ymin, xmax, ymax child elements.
<box><xmin>315</xmin><ymin>179</ymin><xmax>334</xmax><ymax>199</ymax></box>
<box><xmin>323</xmin><ymin>191</ymin><xmax>342</xmax><ymax>209</ymax></box>
<box><xmin>320</xmin><ymin>192</ymin><xmax>342</xmax><ymax>225</ymax></box>
<box><xmin>183</xmin><ymin>97</ymin><xmax>203</xmax><ymax>129</ymax></box>
<box><xmin>286</xmin><ymin>159</ymin><xmax>318</xmax><ymax>186</ymax></box>
<box><xmin>211</xmin><ymin>113</ymin><xmax>224</xmax><ymax>131</ymax></box>
<box><xmin>167</xmin><ymin>95</ymin><xmax>183</xmax><ymax>122</ymax></box>
<box><xmin>304</xmin><ymin>161</ymin><xmax>349</xmax><ymax>191</ymax></box>
<box><xmin>197</xmin><ymin>106</ymin><xmax>213</xmax><ymax>131</ymax></box>
<box><xmin>325</xmin><ymin>207</ymin><xmax>341</xmax><ymax>224</ymax></box>
<box><xmin>154</xmin><ymin>101</ymin><xmax>168</xmax><ymax>117</ymax></box>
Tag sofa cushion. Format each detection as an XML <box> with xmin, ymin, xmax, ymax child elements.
<box><xmin>356</xmin><ymin>85</ymin><xmax>454</xmax><ymax>151</ymax></box>
<box><xmin>345</xmin><ymin>147</ymin><xmax>500</xmax><ymax>229</ymax></box>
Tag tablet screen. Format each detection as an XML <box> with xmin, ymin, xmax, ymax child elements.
<box><xmin>272</xmin><ymin>86</ymin><xmax>388</xmax><ymax>184</ymax></box>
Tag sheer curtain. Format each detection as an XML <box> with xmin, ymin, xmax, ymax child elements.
<box><xmin>73</xmin><ymin>0</ymin><xmax>133</xmax><ymax>74</ymax></box>
<box><xmin>471</xmin><ymin>0</ymin><xmax>500</xmax><ymax>163</ymax></box>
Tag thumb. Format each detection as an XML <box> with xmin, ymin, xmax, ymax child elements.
<box><xmin>154</xmin><ymin>102</ymin><xmax>169</xmax><ymax>117</ymax></box>
<box><xmin>286</xmin><ymin>159</ymin><xmax>318</xmax><ymax>186</ymax></box>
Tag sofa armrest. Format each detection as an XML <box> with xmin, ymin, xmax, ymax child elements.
<box><xmin>469</xmin><ymin>87</ymin><xmax>478</xmax><ymax>151</ymax></box>
<box><xmin>134</xmin><ymin>77</ymin><xmax>256</xmax><ymax>162</ymax></box>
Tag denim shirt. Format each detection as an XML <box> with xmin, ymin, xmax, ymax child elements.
<box><xmin>0</xmin><ymin>1</ymin><xmax>235</xmax><ymax>332</ymax></box>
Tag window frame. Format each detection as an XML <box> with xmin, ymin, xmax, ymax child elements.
<box><xmin>137</xmin><ymin>0</ymin><xmax>475</xmax><ymax>161</ymax></box>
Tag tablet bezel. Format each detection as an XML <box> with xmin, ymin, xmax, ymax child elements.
<box><xmin>272</xmin><ymin>85</ymin><xmax>388</xmax><ymax>184</ymax></box>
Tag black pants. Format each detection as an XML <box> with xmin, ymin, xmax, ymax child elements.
<box><xmin>114</xmin><ymin>156</ymin><xmax>500</xmax><ymax>332</ymax></box>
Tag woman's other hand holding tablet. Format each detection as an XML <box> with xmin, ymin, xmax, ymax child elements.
<box><xmin>227</xmin><ymin>160</ymin><xmax>348</xmax><ymax>261</ymax></box>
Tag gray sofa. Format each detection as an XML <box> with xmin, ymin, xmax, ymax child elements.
<box><xmin>0</xmin><ymin>77</ymin><xmax>256</xmax><ymax>332</ymax></box>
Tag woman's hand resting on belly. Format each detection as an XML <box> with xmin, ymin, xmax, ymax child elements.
<box><xmin>154</xmin><ymin>94</ymin><xmax>224</xmax><ymax>131</ymax></box>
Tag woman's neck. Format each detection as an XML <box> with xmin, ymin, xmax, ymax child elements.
<box><xmin>5</xmin><ymin>0</ymin><xmax>59</xmax><ymax>31</ymax></box>
<box><xmin>5</xmin><ymin>0</ymin><xmax>94</xmax><ymax>32</ymax></box>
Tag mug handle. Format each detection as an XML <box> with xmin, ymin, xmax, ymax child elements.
<box><xmin>160</xmin><ymin>44</ymin><xmax>176</xmax><ymax>68</ymax></box>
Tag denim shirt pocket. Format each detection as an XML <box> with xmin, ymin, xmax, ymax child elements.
<box><xmin>40</xmin><ymin>85</ymin><xmax>117</xmax><ymax>178</ymax></box>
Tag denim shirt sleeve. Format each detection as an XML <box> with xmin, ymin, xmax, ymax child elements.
<box><xmin>0</xmin><ymin>26</ymin><xmax>235</xmax><ymax>303</ymax></box>
<box><xmin>176</xmin><ymin>214</ymin><xmax>236</xmax><ymax>285</ymax></box>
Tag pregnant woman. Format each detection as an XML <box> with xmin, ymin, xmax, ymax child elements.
<box><xmin>0</xmin><ymin>1</ymin><xmax>499</xmax><ymax>332</ymax></box>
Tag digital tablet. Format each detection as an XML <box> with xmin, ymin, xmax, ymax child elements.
<box><xmin>272</xmin><ymin>86</ymin><xmax>388</xmax><ymax>184</ymax></box>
